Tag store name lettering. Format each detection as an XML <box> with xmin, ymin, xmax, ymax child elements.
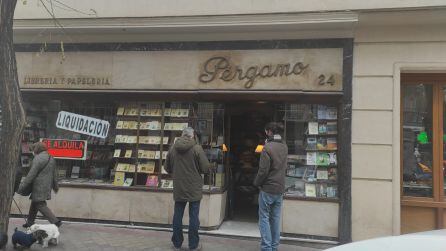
<box><xmin>24</xmin><ymin>76</ymin><xmax>111</xmax><ymax>86</ymax></box>
<box><xmin>199</xmin><ymin>56</ymin><xmax>309</xmax><ymax>89</ymax></box>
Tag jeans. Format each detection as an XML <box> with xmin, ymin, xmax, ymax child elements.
<box><xmin>258</xmin><ymin>191</ymin><xmax>283</xmax><ymax>251</ymax></box>
<box><xmin>172</xmin><ymin>200</ymin><xmax>200</xmax><ymax>249</ymax></box>
<box><xmin>27</xmin><ymin>201</ymin><xmax>59</xmax><ymax>225</ymax></box>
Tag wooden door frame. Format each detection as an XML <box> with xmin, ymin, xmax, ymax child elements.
<box><xmin>401</xmin><ymin>73</ymin><xmax>446</xmax><ymax>230</ymax></box>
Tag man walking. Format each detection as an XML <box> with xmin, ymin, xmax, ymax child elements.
<box><xmin>254</xmin><ymin>122</ymin><xmax>288</xmax><ymax>251</ymax></box>
<box><xmin>165</xmin><ymin>127</ymin><xmax>210</xmax><ymax>251</ymax></box>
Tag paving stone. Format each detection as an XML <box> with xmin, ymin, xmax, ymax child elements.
<box><xmin>4</xmin><ymin>218</ymin><xmax>322</xmax><ymax>251</ymax></box>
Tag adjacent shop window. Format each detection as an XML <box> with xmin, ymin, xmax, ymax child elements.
<box><xmin>21</xmin><ymin>99</ymin><xmax>225</xmax><ymax>190</ymax></box>
<box><xmin>402</xmin><ymin>84</ymin><xmax>433</xmax><ymax>197</ymax></box>
<box><xmin>276</xmin><ymin>104</ymin><xmax>338</xmax><ymax>199</ymax></box>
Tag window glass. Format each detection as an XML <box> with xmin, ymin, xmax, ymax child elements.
<box><xmin>21</xmin><ymin>99</ymin><xmax>226</xmax><ymax>189</ymax></box>
<box><xmin>402</xmin><ymin>84</ymin><xmax>433</xmax><ymax>197</ymax></box>
<box><xmin>277</xmin><ymin>104</ymin><xmax>338</xmax><ymax>199</ymax></box>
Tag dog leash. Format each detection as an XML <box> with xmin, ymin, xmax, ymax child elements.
<box><xmin>12</xmin><ymin>198</ymin><xmax>28</xmax><ymax>223</ymax></box>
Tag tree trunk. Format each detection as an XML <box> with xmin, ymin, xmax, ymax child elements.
<box><xmin>0</xmin><ymin>0</ymin><xmax>25</xmax><ymax>248</ymax></box>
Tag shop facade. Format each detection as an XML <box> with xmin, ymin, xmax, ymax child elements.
<box><xmin>11</xmin><ymin>0</ymin><xmax>446</xmax><ymax>245</ymax></box>
<box><xmin>11</xmin><ymin>39</ymin><xmax>353</xmax><ymax>243</ymax></box>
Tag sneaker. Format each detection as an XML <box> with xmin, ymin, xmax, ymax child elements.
<box><xmin>172</xmin><ymin>245</ymin><xmax>181</xmax><ymax>250</ymax></box>
<box><xmin>55</xmin><ymin>220</ymin><xmax>62</xmax><ymax>228</ymax></box>
<box><xmin>22</xmin><ymin>222</ymin><xmax>33</xmax><ymax>228</ymax></box>
<box><xmin>189</xmin><ymin>243</ymin><xmax>202</xmax><ymax>251</ymax></box>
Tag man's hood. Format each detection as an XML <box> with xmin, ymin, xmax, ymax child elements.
<box><xmin>173</xmin><ymin>136</ymin><xmax>196</xmax><ymax>153</ymax></box>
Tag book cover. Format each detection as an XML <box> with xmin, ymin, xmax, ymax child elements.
<box><xmin>305</xmin><ymin>183</ymin><xmax>317</xmax><ymax>197</ymax></box>
<box><xmin>116</xmin><ymin>163</ymin><xmax>129</xmax><ymax>172</ymax></box>
<box><xmin>180</xmin><ymin>109</ymin><xmax>189</xmax><ymax>117</ymax></box>
<box><xmin>328</xmin><ymin>167</ymin><xmax>337</xmax><ymax>181</ymax></box>
<box><xmin>317</xmin><ymin>170</ymin><xmax>329</xmax><ymax>180</ymax></box>
<box><xmin>123</xmin><ymin>178</ymin><xmax>133</xmax><ymax>187</ymax></box>
<box><xmin>317</xmin><ymin>183</ymin><xmax>328</xmax><ymax>197</ymax></box>
<box><xmin>306</xmin><ymin>137</ymin><xmax>317</xmax><ymax>150</ymax></box>
<box><xmin>129</xmin><ymin>108</ymin><xmax>138</xmax><ymax>116</ymax></box>
<box><xmin>161</xmin><ymin>165</ymin><xmax>169</xmax><ymax>174</ymax></box>
<box><xmin>140</xmin><ymin>108</ymin><xmax>148</xmax><ymax>116</ymax></box>
<box><xmin>327</xmin><ymin>138</ymin><xmax>337</xmax><ymax>150</ymax></box>
<box><xmin>308</xmin><ymin>122</ymin><xmax>318</xmax><ymax>135</ymax></box>
<box><xmin>128</xmin><ymin>164</ymin><xmax>136</xmax><ymax>173</ymax></box>
<box><xmin>317</xmin><ymin>138</ymin><xmax>327</xmax><ymax>150</ymax></box>
<box><xmin>71</xmin><ymin>166</ymin><xmax>80</xmax><ymax>179</ymax></box>
<box><xmin>146</xmin><ymin>175</ymin><xmax>159</xmax><ymax>187</ymax></box>
<box><xmin>21</xmin><ymin>142</ymin><xmax>30</xmax><ymax>153</ymax></box>
<box><xmin>160</xmin><ymin>179</ymin><xmax>173</xmax><ymax>189</ymax></box>
<box><xmin>327</xmin><ymin>186</ymin><xmax>337</xmax><ymax>198</ymax></box>
<box><xmin>328</xmin><ymin>152</ymin><xmax>337</xmax><ymax>165</ymax></box>
<box><xmin>326</xmin><ymin>121</ymin><xmax>337</xmax><ymax>134</ymax></box>
<box><xmin>326</xmin><ymin>107</ymin><xmax>338</xmax><ymax>120</ymax></box>
<box><xmin>317</xmin><ymin>105</ymin><xmax>327</xmax><ymax>120</ymax></box>
<box><xmin>318</xmin><ymin>123</ymin><xmax>327</xmax><ymax>134</ymax></box>
<box><xmin>21</xmin><ymin>156</ymin><xmax>31</xmax><ymax>168</ymax></box>
<box><xmin>113</xmin><ymin>172</ymin><xmax>125</xmax><ymax>186</ymax></box>
<box><xmin>124</xmin><ymin>150</ymin><xmax>132</xmax><ymax>158</ymax></box>
<box><xmin>137</xmin><ymin>162</ymin><xmax>155</xmax><ymax>173</ymax></box>
<box><xmin>113</xmin><ymin>149</ymin><xmax>121</xmax><ymax>158</ymax></box>
<box><xmin>129</xmin><ymin>121</ymin><xmax>138</xmax><ymax>130</ymax></box>
<box><xmin>117</xmin><ymin>107</ymin><xmax>125</xmax><ymax>116</ymax></box>
<box><xmin>306</xmin><ymin>152</ymin><xmax>317</xmax><ymax>165</ymax></box>
<box><xmin>164</xmin><ymin>108</ymin><xmax>171</xmax><ymax>117</ymax></box>
<box><xmin>116</xmin><ymin>121</ymin><xmax>123</xmax><ymax>129</ymax></box>
<box><xmin>316</xmin><ymin>153</ymin><xmax>330</xmax><ymax>166</ymax></box>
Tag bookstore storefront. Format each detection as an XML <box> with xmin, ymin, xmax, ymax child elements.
<box><xmin>12</xmin><ymin>40</ymin><xmax>353</xmax><ymax>241</ymax></box>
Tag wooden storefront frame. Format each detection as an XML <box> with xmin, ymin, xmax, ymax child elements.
<box><xmin>16</xmin><ymin>39</ymin><xmax>354</xmax><ymax>243</ymax></box>
<box><xmin>401</xmin><ymin>73</ymin><xmax>446</xmax><ymax>232</ymax></box>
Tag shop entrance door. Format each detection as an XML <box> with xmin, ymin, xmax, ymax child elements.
<box><xmin>401</xmin><ymin>74</ymin><xmax>446</xmax><ymax>233</ymax></box>
<box><xmin>226</xmin><ymin>102</ymin><xmax>274</xmax><ymax>223</ymax></box>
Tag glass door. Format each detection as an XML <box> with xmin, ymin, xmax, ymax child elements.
<box><xmin>401</xmin><ymin>74</ymin><xmax>446</xmax><ymax>234</ymax></box>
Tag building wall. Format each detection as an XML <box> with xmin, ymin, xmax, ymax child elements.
<box><xmin>351</xmin><ymin>9</ymin><xmax>446</xmax><ymax>241</ymax></box>
<box><xmin>11</xmin><ymin>187</ymin><xmax>227</xmax><ymax>228</ymax></box>
<box><xmin>13</xmin><ymin>0</ymin><xmax>446</xmax><ymax>19</ymax></box>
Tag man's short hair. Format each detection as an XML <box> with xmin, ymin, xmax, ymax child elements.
<box><xmin>181</xmin><ymin>127</ymin><xmax>195</xmax><ymax>138</ymax></box>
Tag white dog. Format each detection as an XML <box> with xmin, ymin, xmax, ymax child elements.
<box><xmin>27</xmin><ymin>224</ymin><xmax>60</xmax><ymax>248</ymax></box>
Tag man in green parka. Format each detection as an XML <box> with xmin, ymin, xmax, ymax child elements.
<box><xmin>165</xmin><ymin>127</ymin><xmax>210</xmax><ymax>251</ymax></box>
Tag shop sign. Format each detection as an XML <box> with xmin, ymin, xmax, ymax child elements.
<box><xmin>199</xmin><ymin>56</ymin><xmax>312</xmax><ymax>89</ymax></box>
<box><xmin>23</xmin><ymin>76</ymin><xmax>111</xmax><ymax>87</ymax></box>
<box><xmin>56</xmin><ymin>111</ymin><xmax>110</xmax><ymax>139</ymax></box>
<box><xmin>41</xmin><ymin>138</ymin><xmax>87</xmax><ymax>160</ymax></box>
<box><xmin>18</xmin><ymin>48</ymin><xmax>342</xmax><ymax>91</ymax></box>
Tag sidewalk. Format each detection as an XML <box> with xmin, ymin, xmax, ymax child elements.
<box><xmin>4</xmin><ymin>218</ymin><xmax>323</xmax><ymax>251</ymax></box>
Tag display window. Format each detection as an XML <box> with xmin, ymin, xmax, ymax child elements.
<box><xmin>275</xmin><ymin>104</ymin><xmax>339</xmax><ymax>199</ymax></box>
<box><xmin>21</xmin><ymin>98</ymin><xmax>225</xmax><ymax>190</ymax></box>
<box><xmin>402</xmin><ymin>84</ymin><xmax>433</xmax><ymax>197</ymax></box>
<box><xmin>21</xmin><ymin>95</ymin><xmax>339</xmax><ymax>199</ymax></box>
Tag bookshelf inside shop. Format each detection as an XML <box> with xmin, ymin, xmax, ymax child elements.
<box><xmin>276</xmin><ymin>104</ymin><xmax>339</xmax><ymax>200</ymax></box>
<box><xmin>20</xmin><ymin>100</ymin><xmax>226</xmax><ymax>191</ymax></box>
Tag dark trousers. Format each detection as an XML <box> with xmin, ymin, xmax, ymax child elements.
<box><xmin>27</xmin><ymin>201</ymin><xmax>59</xmax><ymax>225</ymax></box>
<box><xmin>172</xmin><ymin>200</ymin><xmax>200</xmax><ymax>249</ymax></box>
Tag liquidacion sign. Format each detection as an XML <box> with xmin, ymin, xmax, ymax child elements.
<box><xmin>41</xmin><ymin>139</ymin><xmax>87</xmax><ymax>160</ymax></box>
<box><xmin>56</xmin><ymin>111</ymin><xmax>110</xmax><ymax>139</ymax></box>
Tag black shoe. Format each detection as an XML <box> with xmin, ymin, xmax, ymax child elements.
<box><xmin>22</xmin><ymin>222</ymin><xmax>33</xmax><ymax>228</ymax></box>
<box><xmin>55</xmin><ymin>220</ymin><xmax>62</xmax><ymax>228</ymax></box>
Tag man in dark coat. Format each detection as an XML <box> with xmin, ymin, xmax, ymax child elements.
<box><xmin>165</xmin><ymin>127</ymin><xmax>210</xmax><ymax>251</ymax></box>
<box><xmin>254</xmin><ymin>122</ymin><xmax>288</xmax><ymax>251</ymax></box>
<box><xmin>18</xmin><ymin>142</ymin><xmax>61</xmax><ymax>228</ymax></box>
